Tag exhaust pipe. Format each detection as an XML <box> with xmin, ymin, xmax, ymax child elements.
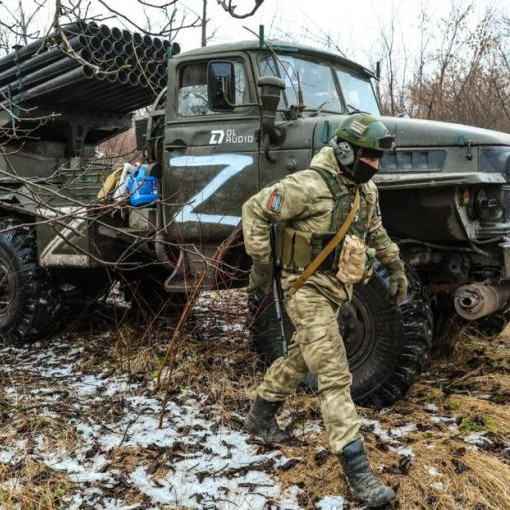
<box><xmin>257</xmin><ymin>76</ymin><xmax>286</xmax><ymax>145</ymax></box>
<box><xmin>454</xmin><ymin>282</ymin><xmax>510</xmax><ymax>320</ymax></box>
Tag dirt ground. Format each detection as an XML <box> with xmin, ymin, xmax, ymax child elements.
<box><xmin>0</xmin><ymin>290</ymin><xmax>509</xmax><ymax>509</ymax></box>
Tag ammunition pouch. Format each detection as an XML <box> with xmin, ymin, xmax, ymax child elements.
<box><xmin>273</xmin><ymin>166</ymin><xmax>373</xmax><ymax>279</ymax></box>
<box><xmin>336</xmin><ymin>234</ymin><xmax>376</xmax><ymax>285</ymax></box>
<box><xmin>275</xmin><ymin>225</ymin><xmax>375</xmax><ymax>281</ymax></box>
<box><xmin>275</xmin><ymin>224</ymin><xmax>343</xmax><ymax>273</ymax></box>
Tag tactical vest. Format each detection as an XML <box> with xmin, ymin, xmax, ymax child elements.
<box><xmin>274</xmin><ymin>167</ymin><xmax>371</xmax><ymax>273</ymax></box>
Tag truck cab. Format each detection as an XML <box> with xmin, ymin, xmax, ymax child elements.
<box><xmin>154</xmin><ymin>40</ymin><xmax>382</xmax><ymax>289</ymax></box>
<box><xmin>154</xmin><ymin>39</ymin><xmax>510</xmax><ymax>305</ymax></box>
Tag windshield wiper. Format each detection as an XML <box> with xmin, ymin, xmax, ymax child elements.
<box><xmin>347</xmin><ymin>104</ymin><xmax>370</xmax><ymax>115</ymax></box>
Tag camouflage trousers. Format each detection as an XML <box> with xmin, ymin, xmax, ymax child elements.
<box><xmin>257</xmin><ymin>285</ymin><xmax>362</xmax><ymax>453</ymax></box>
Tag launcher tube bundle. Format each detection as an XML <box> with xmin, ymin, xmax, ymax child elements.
<box><xmin>0</xmin><ymin>21</ymin><xmax>170</xmax><ymax>116</ymax></box>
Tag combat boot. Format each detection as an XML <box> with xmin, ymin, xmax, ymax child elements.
<box><xmin>339</xmin><ymin>439</ymin><xmax>395</xmax><ymax>508</ymax></box>
<box><xmin>244</xmin><ymin>396</ymin><xmax>293</xmax><ymax>443</ymax></box>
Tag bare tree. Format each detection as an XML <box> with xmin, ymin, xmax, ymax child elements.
<box><xmin>216</xmin><ymin>0</ymin><xmax>266</xmax><ymax>19</ymax></box>
<box><xmin>0</xmin><ymin>1</ymin><xmax>45</xmax><ymax>53</ymax></box>
<box><xmin>370</xmin><ymin>0</ymin><xmax>510</xmax><ymax>132</ymax></box>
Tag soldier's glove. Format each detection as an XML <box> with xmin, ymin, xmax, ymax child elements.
<box><xmin>247</xmin><ymin>260</ymin><xmax>273</xmax><ymax>295</ymax></box>
<box><xmin>386</xmin><ymin>259</ymin><xmax>408</xmax><ymax>305</ymax></box>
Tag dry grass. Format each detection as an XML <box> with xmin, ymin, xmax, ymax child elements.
<box><xmin>0</xmin><ymin>409</ymin><xmax>81</xmax><ymax>508</ymax></box>
<box><xmin>1</xmin><ymin>291</ymin><xmax>510</xmax><ymax>508</ymax></box>
<box><xmin>271</xmin><ymin>325</ymin><xmax>510</xmax><ymax>509</ymax></box>
<box><xmin>0</xmin><ymin>459</ymin><xmax>73</xmax><ymax>509</ymax></box>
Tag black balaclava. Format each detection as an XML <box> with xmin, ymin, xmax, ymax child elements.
<box><xmin>330</xmin><ymin>137</ymin><xmax>383</xmax><ymax>184</ymax></box>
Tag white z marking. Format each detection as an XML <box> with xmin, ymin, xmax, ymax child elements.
<box><xmin>170</xmin><ymin>154</ymin><xmax>253</xmax><ymax>226</ymax></box>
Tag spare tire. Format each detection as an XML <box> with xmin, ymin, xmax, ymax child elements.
<box><xmin>248</xmin><ymin>263</ymin><xmax>432</xmax><ymax>408</ymax></box>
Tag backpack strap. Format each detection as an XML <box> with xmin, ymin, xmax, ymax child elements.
<box><xmin>310</xmin><ymin>166</ymin><xmax>345</xmax><ymax>231</ymax></box>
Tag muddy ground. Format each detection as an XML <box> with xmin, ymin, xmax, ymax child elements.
<box><xmin>0</xmin><ymin>290</ymin><xmax>509</xmax><ymax>509</ymax></box>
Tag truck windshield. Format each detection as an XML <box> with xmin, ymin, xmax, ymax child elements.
<box><xmin>336</xmin><ymin>68</ymin><xmax>380</xmax><ymax>115</ymax></box>
<box><xmin>259</xmin><ymin>54</ymin><xmax>342</xmax><ymax>112</ymax></box>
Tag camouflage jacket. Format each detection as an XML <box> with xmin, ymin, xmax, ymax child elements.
<box><xmin>242</xmin><ymin>146</ymin><xmax>400</xmax><ymax>304</ymax></box>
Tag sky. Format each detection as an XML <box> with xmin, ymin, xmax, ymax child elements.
<box><xmin>4</xmin><ymin>0</ymin><xmax>509</xmax><ymax>72</ymax></box>
<box><xmin>171</xmin><ymin>0</ymin><xmax>507</xmax><ymax>68</ymax></box>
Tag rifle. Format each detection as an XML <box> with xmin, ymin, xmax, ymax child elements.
<box><xmin>270</xmin><ymin>224</ymin><xmax>288</xmax><ymax>357</ymax></box>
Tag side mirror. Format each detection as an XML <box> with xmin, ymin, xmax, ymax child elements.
<box><xmin>207</xmin><ymin>61</ymin><xmax>236</xmax><ymax>112</ymax></box>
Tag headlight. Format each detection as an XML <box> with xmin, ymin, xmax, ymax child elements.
<box><xmin>474</xmin><ymin>187</ymin><xmax>504</xmax><ymax>220</ymax></box>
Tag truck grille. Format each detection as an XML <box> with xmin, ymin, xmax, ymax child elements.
<box><xmin>381</xmin><ymin>150</ymin><xmax>447</xmax><ymax>173</ymax></box>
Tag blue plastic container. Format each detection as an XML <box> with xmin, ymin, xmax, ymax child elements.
<box><xmin>127</xmin><ymin>165</ymin><xmax>158</xmax><ymax>207</ymax></box>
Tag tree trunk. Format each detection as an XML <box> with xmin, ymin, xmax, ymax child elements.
<box><xmin>201</xmin><ymin>0</ymin><xmax>207</xmax><ymax>47</ymax></box>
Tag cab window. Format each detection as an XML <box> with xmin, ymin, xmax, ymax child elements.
<box><xmin>178</xmin><ymin>60</ymin><xmax>248</xmax><ymax>116</ymax></box>
<box><xmin>259</xmin><ymin>54</ymin><xmax>342</xmax><ymax>112</ymax></box>
<box><xmin>335</xmin><ymin>68</ymin><xmax>380</xmax><ymax>115</ymax></box>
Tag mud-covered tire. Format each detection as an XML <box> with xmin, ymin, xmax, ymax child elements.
<box><xmin>248</xmin><ymin>263</ymin><xmax>432</xmax><ymax>408</ymax></box>
<box><xmin>0</xmin><ymin>219</ymin><xmax>61</xmax><ymax>343</ymax></box>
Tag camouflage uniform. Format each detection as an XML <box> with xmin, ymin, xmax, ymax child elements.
<box><xmin>242</xmin><ymin>146</ymin><xmax>400</xmax><ymax>453</ymax></box>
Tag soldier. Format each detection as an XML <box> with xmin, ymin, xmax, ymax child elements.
<box><xmin>241</xmin><ymin>113</ymin><xmax>407</xmax><ymax>508</ymax></box>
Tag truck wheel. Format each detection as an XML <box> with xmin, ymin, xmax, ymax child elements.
<box><xmin>248</xmin><ymin>263</ymin><xmax>432</xmax><ymax>408</ymax></box>
<box><xmin>0</xmin><ymin>219</ymin><xmax>61</xmax><ymax>343</ymax></box>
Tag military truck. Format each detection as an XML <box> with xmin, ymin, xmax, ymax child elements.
<box><xmin>1</xmin><ymin>24</ymin><xmax>510</xmax><ymax>407</ymax></box>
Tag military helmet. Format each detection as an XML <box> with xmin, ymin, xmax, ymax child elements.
<box><xmin>335</xmin><ymin>113</ymin><xmax>395</xmax><ymax>152</ymax></box>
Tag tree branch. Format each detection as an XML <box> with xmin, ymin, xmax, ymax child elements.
<box><xmin>216</xmin><ymin>0</ymin><xmax>265</xmax><ymax>19</ymax></box>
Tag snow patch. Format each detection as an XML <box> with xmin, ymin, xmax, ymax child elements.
<box><xmin>390</xmin><ymin>423</ymin><xmax>417</xmax><ymax>437</ymax></box>
<box><xmin>316</xmin><ymin>495</ymin><xmax>345</xmax><ymax>509</ymax></box>
<box><xmin>431</xmin><ymin>481</ymin><xmax>444</xmax><ymax>491</ymax></box>
<box><xmin>463</xmin><ymin>432</ymin><xmax>492</xmax><ymax>447</ymax></box>
<box><xmin>426</xmin><ymin>465</ymin><xmax>439</xmax><ymax>476</ymax></box>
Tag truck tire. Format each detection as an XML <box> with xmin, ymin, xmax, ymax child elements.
<box><xmin>0</xmin><ymin>219</ymin><xmax>61</xmax><ymax>343</ymax></box>
<box><xmin>248</xmin><ymin>263</ymin><xmax>432</xmax><ymax>408</ymax></box>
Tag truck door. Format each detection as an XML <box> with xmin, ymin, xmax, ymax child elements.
<box><xmin>163</xmin><ymin>53</ymin><xmax>260</xmax><ymax>246</ymax></box>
